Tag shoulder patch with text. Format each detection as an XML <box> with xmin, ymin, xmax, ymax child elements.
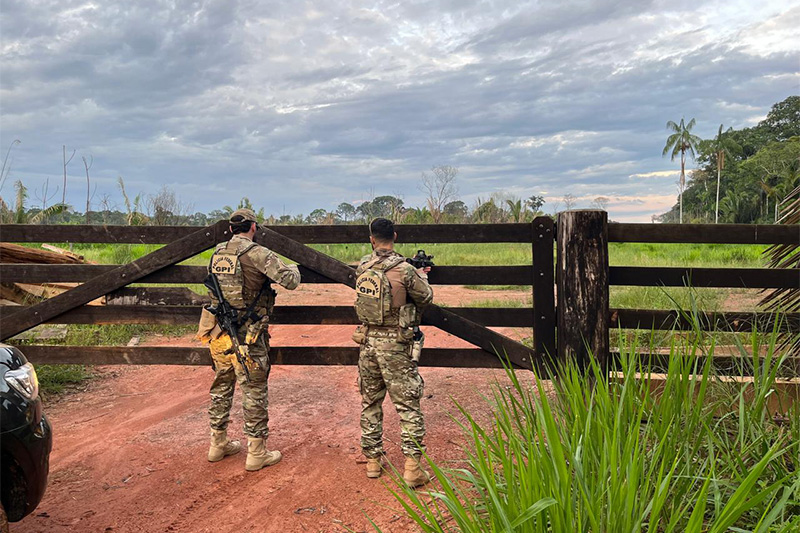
<box><xmin>355</xmin><ymin>270</ymin><xmax>382</xmax><ymax>299</ymax></box>
<box><xmin>210</xmin><ymin>253</ymin><xmax>239</xmax><ymax>275</ymax></box>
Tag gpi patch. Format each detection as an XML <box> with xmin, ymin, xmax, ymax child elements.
<box><xmin>210</xmin><ymin>253</ymin><xmax>239</xmax><ymax>275</ymax></box>
<box><xmin>356</xmin><ymin>270</ymin><xmax>382</xmax><ymax>299</ymax></box>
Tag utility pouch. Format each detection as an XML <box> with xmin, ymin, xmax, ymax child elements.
<box><xmin>351</xmin><ymin>325</ymin><xmax>368</xmax><ymax>345</ymax></box>
<box><xmin>245</xmin><ymin>323</ymin><xmax>262</xmax><ymax>345</ymax></box>
<box><xmin>397</xmin><ymin>327</ymin><xmax>415</xmax><ymax>343</ymax></box>
<box><xmin>398</xmin><ymin>304</ymin><xmax>419</xmax><ymax>328</ymax></box>
<box><xmin>197</xmin><ymin>306</ymin><xmax>223</xmax><ymax>343</ymax></box>
<box><xmin>411</xmin><ymin>330</ymin><xmax>425</xmax><ymax>363</ymax></box>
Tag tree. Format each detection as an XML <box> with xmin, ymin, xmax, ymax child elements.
<box><xmin>0</xmin><ymin>180</ymin><xmax>67</xmax><ymax>224</ymax></box>
<box><xmin>336</xmin><ymin>202</ymin><xmax>356</xmax><ymax>222</ymax></box>
<box><xmin>505</xmin><ymin>198</ymin><xmax>523</xmax><ymax>222</ymax></box>
<box><xmin>759</xmin><ymin>95</ymin><xmax>800</xmax><ymax>142</ymax></box>
<box><xmin>307</xmin><ymin>208</ymin><xmax>328</xmax><ymax>224</ymax></box>
<box><xmin>562</xmin><ymin>193</ymin><xmax>577</xmax><ymax>211</ymax></box>
<box><xmin>526</xmin><ymin>195</ymin><xmax>545</xmax><ymax>214</ymax></box>
<box><xmin>709</xmin><ymin>124</ymin><xmax>741</xmax><ymax>223</ymax></box>
<box><xmin>591</xmin><ymin>197</ymin><xmax>610</xmax><ymax>211</ymax></box>
<box><xmin>421</xmin><ymin>165</ymin><xmax>458</xmax><ymax>223</ymax></box>
<box><xmin>62</xmin><ymin>145</ymin><xmax>75</xmax><ymax>205</ymax></box>
<box><xmin>82</xmin><ymin>155</ymin><xmax>94</xmax><ymax>224</ymax></box>
<box><xmin>443</xmin><ymin>200</ymin><xmax>468</xmax><ymax>221</ymax></box>
<box><xmin>663</xmin><ymin>118</ymin><xmax>701</xmax><ymax>224</ymax></box>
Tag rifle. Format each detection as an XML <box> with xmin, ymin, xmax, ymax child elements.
<box><xmin>405</xmin><ymin>250</ymin><xmax>434</xmax><ymax>362</ymax></box>
<box><xmin>203</xmin><ymin>273</ymin><xmax>253</xmax><ymax>382</ymax></box>
<box><xmin>405</xmin><ymin>249</ymin><xmax>435</xmax><ymax>269</ymax></box>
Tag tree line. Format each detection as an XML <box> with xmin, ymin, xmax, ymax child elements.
<box><xmin>660</xmin><ymin>95</ymin><xmax>799</xmax><ymax>224</ymax></box>
<box><xmin>0</xmin><ymin>164</ymin><xmax>550</xmax><ymax>226</ymax></box>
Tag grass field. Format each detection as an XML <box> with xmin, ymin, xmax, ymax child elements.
<box><xmin>24</xmin><ymin>241</ymin><xmax>773</xmax><ymax>394</ymax></box>
<box><xmin>64</xmin><ymin>240</ymin><xmax>768</xmax><ymax>312</ymax></box>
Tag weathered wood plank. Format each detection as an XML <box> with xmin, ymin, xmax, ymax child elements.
<box><xmin>0</xmin><ymin>305</ymin><xmax>533</xmax><ymax>327</ymax></box>
<box><xmin>610</xmin><ymin>266</ymin><xmax>800</xmax><ymax>289</ymax></box>
<box><xmin>532</xmin><ymin>217</ymin><xmax>556</xmax><ymax>359</ymax></box>
<box><xmin>0</xmin><ymin>222</ymin><xmax>226</xmax><ymax>341</ymax></box>
<box><xmin>611</xmin><ymin>309</ymin><xmax>800</xmax><ymax>332</ymax></box>
<box><xmin>15</xmin><ymin>345</ymin><xmax>505</xmax><ymax>368</ymax></box>
<box><xmin>1</xmin><ymin>223</ymin><xmax>531</xmax><ymax>244</ymax></box>
<box><xmin>15</xmin><ymin>344</ymin><xmax>796</xmax><ymax>375</ymax></box>
<box><xmin>0</xmin><ymin>263</ymin><xmax>532</xmax><ymax>286</ymax></box>
<box><xmin>609</xmin><ymin>223</ymin><xmax>800</xmax><ymax>244</ymax></box>
<box><xmin>557</xmin><ymin>210</ymin><xmax>610</xmax><ymax>370</ymax></box>
<box><xmin>255</xmin><ymin>226</ymin><xmax>537</xmax><ymax>369</ymax></box>
<box><xmin>609</xmin><ymin>352</ymin><xmax>800</xmax><ymax>377</ymax></box>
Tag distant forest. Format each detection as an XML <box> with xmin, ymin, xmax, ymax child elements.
<box><xmin>659</xmin><ymin>96</ymin><xmax>799</xmax><ymax>224</ymax></box>
<box><xmin>1</xmin><ymin>97</ymin><xmax>797</xmax><ymax>227</ymax></box>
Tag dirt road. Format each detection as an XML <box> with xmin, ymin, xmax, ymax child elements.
<box><xmin>17</xmin><ymin>360</ymin><xmax>512</xmax><ymax>533</ymax></box>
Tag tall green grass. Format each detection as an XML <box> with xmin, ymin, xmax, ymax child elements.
<box><xmin>378</xmin><ymin>325</ymin><xmax>800</xmax><ymax>532</ymax></box>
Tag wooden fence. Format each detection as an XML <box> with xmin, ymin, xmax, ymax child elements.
<box><xmin>0</xmin><ymin>212</ymin><xmax>798</xmax><ymax>375</ymax></box>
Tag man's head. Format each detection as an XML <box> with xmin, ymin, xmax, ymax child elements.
<box><xmin>229</xmin><ymin>208</ymin><xmax>258</xmax><ymax>236</ymax></box>
<box><xmin>369</xmin><ymin>218</ymin><xmax>396</xmax><ymax>248</ymax></box>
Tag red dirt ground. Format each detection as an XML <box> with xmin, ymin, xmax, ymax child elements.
<box><xmin>17</xmin><ymin>365</ymin><xmax>514</xmax><ymax>533</ymax></box>
<box><xmin>16</xmin><ymin>285</ymin><xmax>528</xmax><ymax>533</ymax></box>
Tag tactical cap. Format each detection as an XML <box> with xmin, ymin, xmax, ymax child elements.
<box><xmin>230</xmin><ymin>208</ymin><xmax>257</xmax><ymax>223</ymax></box>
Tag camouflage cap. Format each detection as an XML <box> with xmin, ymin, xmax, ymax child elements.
<box><xmin>229</xmin><ymin>208</ymin><xmax>257</xmax><ymax>223</ymax></box>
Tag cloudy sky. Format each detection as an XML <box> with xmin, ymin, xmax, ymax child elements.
<box><xmin>1</xmin><ymin>0</ymin><xmax>798</xmax><ymax>222</ymax></box>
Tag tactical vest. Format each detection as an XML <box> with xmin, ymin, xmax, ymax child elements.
<box><xmin>354</xmin><ymin>255</ymin><xmax>405</xmax><ymax>326</ymax></box>
<box><xmin>209</xmin><ymin>240</ymin><xmax>275</xmax><ymax>321</ymax></box>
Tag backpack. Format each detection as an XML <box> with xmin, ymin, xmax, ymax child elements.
<box><xmin>209</xmin><ymin>240</ymin><xmax>260</xmax><ymax>309</ymax></box>
<box><xmin>354</xmin><ymin>256</ymin><xmax>405</xmax><ymax>326</ymax></box>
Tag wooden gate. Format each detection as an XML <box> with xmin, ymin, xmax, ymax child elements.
<box><xmin>1</xmin><ymin>219</ymin><xmax>555</xmax><ymax>370</ymax></box>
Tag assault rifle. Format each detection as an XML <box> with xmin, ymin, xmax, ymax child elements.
<box><xmin>405</xmin><ymin>250</ymin><xmax>434</xmax><ymax>362</ymax></box>
<box><xmin>203</xmin><ymin>273</ymin><xmax>252</xmax><ymax>382</ymax></box>
<box><xmin>406</xmin><ymin>250</ymin><xmax>435</xmax><ymax>270</ymax></box>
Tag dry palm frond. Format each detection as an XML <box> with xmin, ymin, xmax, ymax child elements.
<box><xmin>760</xmin><ymin>183</ymin><xmax>800</xmax><ymax>355</ymax></box>
<box><xmin>30</xmin><ymin>203</ymin><xmax>69</xmax><ymax>224</ymax></box>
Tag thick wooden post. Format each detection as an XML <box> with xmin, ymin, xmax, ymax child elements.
<box><xmin>557</xmin><ymin>210</ymin><xmax>609</xmax><ymax>371</ymax></box>
<box><xmin>532</xmin><ymin>217</ymin><xmax>556</xmax><ymax>364</ymax></box>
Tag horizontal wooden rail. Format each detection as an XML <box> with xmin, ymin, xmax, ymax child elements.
<box><xmin>610</xmin><ymin>266</ymin><xmax>800</xmax><ymax>289</ymax></box>
<box><xmin>0</xmin><ymin>223</ymin><xmax>532</xmax><ymax>244</ymax></box>
<box><xmin>611</xmin><ymin>309</ymin><xmax>800</xmax><ymax>332</ymax></box>
<box><xmin>0</xmin><ymin>305</ymin><xmax>534</xmax><ymax>328</ymax></box>
<box><xmin>0</xmin><ymin>264</ymin><xmax>533</xmax><ymax>286</ymax></box>
<box><xmin>609</xmin><ymin>223</ymin><xmax>800</xmax><ymax>244</ymax></box>
<box><xmin>14</xmin><ymin>345</ymin><xmax>797</xmax><ymax>376</ymax></box>
<box><xmin>16</xmin><ymin>345</ymin><xmax>508</xmax><ymax>368</ymax></box>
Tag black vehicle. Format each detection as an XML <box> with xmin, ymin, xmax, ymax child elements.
<box><xmin>0</xmin><ymin>344</ymin><xmax>52</xmax><ymax>526</ymax></box>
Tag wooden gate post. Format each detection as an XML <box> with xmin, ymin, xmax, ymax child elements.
<box><xmin>532</xmin><ymin>217</ymin><xmax>556</xmax><ymax>365</ymax></box>
<box><xmin>556</xmin><ymin>210</ymin><xmax>609</xmax><ymax>371</ymax></box>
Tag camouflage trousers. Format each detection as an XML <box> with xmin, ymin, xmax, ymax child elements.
<box><xmin>358</xmin><ymin>331</ymin><xmax>426</xmax><ymax>459</ymax></box>
<box><xmin>208</xmin><ymin>330</ymin><xmax>271</xmax><ymax>439</ymax></box>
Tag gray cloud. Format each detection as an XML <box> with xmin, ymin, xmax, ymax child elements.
<box><xmin>1</xmin><ymin>0</ymin><xmax>797</xmax><ymax>221</ymax></box>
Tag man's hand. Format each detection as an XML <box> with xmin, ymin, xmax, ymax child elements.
<box><xmin>416</xmin><ymin>266</ymin><xmax>432</xmax><ymax>278</ymax></box>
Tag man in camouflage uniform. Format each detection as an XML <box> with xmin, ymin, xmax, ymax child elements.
<box><xmin>353</xmin><ymin>218</ymin><xmax>434</xmax><ymax>487</ymax></box>
<box><xmin>197</xmin><ymin>208</ymin><xmax>300</xmax><ymax>471</ymax></box>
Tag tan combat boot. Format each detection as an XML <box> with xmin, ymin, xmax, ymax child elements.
<box><xmin>245</xmin><ymin>437</ymin><xmax>282</xmax><ymax>471</ymax></box>
<box><xmin>208</xmin><ymin>429</ymin><xmax>242</xmax><ymax>462</ymax></box>
<box><xmin>403</xmin><ymin>456</ymin><xmax>431</xmax><ymax>488</ymax></box>
<box><xmin>366</xmin><ymin>457</ymin><xmax>383</xmax><ymax>478</ymax></box>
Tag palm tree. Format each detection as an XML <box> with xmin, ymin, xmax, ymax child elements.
<box><xmin>662</xmin><ymin>118</ymin><xmax>701</xmax><ymax>223</ymax></box>
<box><xmin>505</xmin><ymin>198</ymin><xmax>523</xmax><ymax>222</ymax></box>
<box><xmin>0</xmin><ymin>180</ymin><xmax>68</xmax><ymax>224</ymax></box>
<box><xmin>710</xmin><ymin>124</ymin><xmax>740</xmax><ymax>223</ymax></box>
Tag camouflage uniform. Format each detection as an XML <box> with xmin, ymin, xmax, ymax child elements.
<box><xmin>355</xmin><ymin>248</ymin><xmax>433</xmax><ymax>459</ymax></box>
<box><xmin>199</xmin><ymin>233</ymin><xmax>300</xmax><ymax>440</ymax></box>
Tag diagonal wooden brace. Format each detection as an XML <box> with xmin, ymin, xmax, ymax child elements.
<box><xmin>255</xmin><ymin>227</ymin><xmax>536</xmax><ymax>370</ymax></box>
<box><xmin>0</xmin><ymin>221</ymin><xmax>228</xmax><ymax>341</ymax></box>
